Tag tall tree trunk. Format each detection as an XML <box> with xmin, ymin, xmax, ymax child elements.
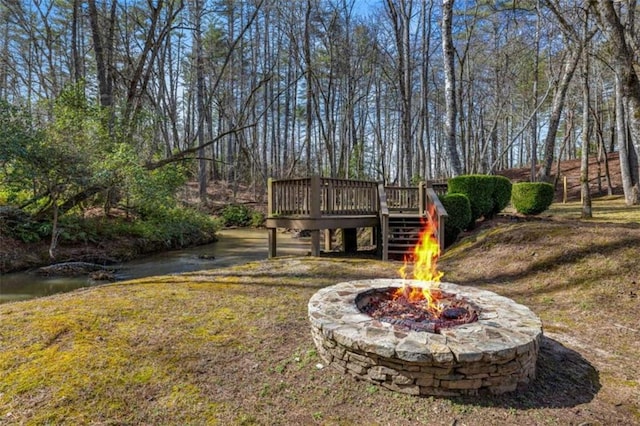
<box><xmin>530</xmin><ymin>0</ymin><xmax>541</xmax><ymax>181</ymax></box>
<box><xmin>193</xmin><ymin>0</ymin><xmax>207</xmax><ymax>203</ymax></box>
<box><xmin>442</xmin><ymin>0</ymin><xmax>462</xmax><ymax>176</ymax></box>
<box><xmin>615</xmin><ymin>77</ymin><xmax>638</xmax><ymax>204</ymax></box>
<box><xmin>536</xmin><ymin>44</ymin><xmax>582</xmax><ymax>182</ymax></box>
<box><xmin>71</xmin><ymin>0</ymin><xmax>82</xmax><ymax>84</ymax></box>
<box><xmin>580</xmin><ymin>11</ymin><xmax>591</xmax><ymax>218</ymax></box>
<box><xmin>87</xmin><ymin>0</ymin><xmax>115</xmax><ymax>110</ymax></box>
<box><xmin>419</xmin><ymin>0</ymin><xmax>434</xmax><ymax>180</ymax></box>
<box><xmin>593</xmin><ymin>0</ymin><xmax>640</xmax><ymax>205</ymax></box>
<box><xmin>304</xmin><ymin>0</ymin><xmax>313</xmax><ymax>175</ymax></box>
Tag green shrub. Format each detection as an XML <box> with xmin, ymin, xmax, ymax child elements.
<box><xmin>440</xmin><ymin>193</ymin><xmax>471</xmax><ymax>247</ymax></box>
<box><xmin>148</xmin><ymin>206</ymin><xmax>219</xmax><ymax>247</ymax></box>
<box><xmin>0</xmin><ymin>206</ymin><xmax>48</xmax><ymax>242</ymax></box>
<box><xmin>491</xmin><ymin>176</ymin><xmax>513</xmax><ymax>217</ymax></box>
<box><xmin>511</xmin><ymin>182</ymin><xmax>555</xmax><ymax>215</ymax></box>
<box><xmin>447</xmin><ymin>175</ymin><xmax>495</xmax><ymax>227</ymax></box>
<box><xmin>251</xmin><ymin>211</ymin><xmax>265</xmax><ymax>227</ymax></box>
<box><xmin>221</xmin><ymin>204</ymin><xmax>252</xmax><ymax>227</ymax></box>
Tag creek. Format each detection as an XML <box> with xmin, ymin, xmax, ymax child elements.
<box><xmin>0</xmin><ymin>228</ymin><xmax>307</xmax><ymax>304</ymax></box>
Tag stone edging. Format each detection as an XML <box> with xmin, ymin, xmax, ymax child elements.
<box><xmin>308</xmin><ymin>279</ymin><xmax>543</xmax><ymax>396</ymax></box>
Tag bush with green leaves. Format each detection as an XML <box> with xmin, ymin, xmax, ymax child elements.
<box><xmin>491</xmin><ymin>175</ymin><xmax>513</xmax><ymax>216</ymax></box>
<box><xmin>251</xmin><ymin>211</ymin><xmax>265</xmax><ymax>227</ymax></box>
<box><xmin>440</xmin><ymin>193</ymin><xmax>471</xmax><ymax>247</ymax></box>
<box><xmin>0</xmin><ymin>206</ymin><xmax>49</xmax><ymax>243</ymax></box>
<box><xmin>511</xmin><ymin>182</ymin><xmax>555</xmax><ymax>215</ymax></box>
<box><xmin>220</xmin><ymin>204</ymin><xmax>253</xmax><ymax>227</ymax></box>
<box><xmin>447</xmin><ymin>175</ymin><xmax>514</xmax><ymax>226</ymax></box>
<box><xmin>447</xmin><ymin>175</ymin><xmax>495</xmax><ymax>227</ymax></box>
<box><xmin>145</xmin><ymin>206</ymin><xmax>219</xmax><ymax>248</ymax></box>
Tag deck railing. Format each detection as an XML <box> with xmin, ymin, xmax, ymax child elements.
<box><xmin>384</xmin><ymin>186</ymin><xmax>421</xmax><ymax>212</ymax></box>
<box><xmin>428</xmin><ymin>181</ymin><xmax>448</xmax><ymax>196</ymax></box>
<box><xmin>425</xmin><ymin>187</ymin><xmax>449</xmax><ymax>251</ymax></box>
<box><xmin>268</xmin><ymin>176</ymin><xmax>378</xmax><ymax>218</ymax></box>
<box><xmin>320</xmin><ymin>177</ymin><xmax>378</xmax><ymax>215</ymax></box>
<box><xmin>377</xmin><ymin>183</ymin><xmax>390</xmax><ymax>261</ymax></box>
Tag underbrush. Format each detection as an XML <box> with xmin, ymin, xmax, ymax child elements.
<box><xmin>1</xmin><ymin>205</ymin><xmax>220</xmax><ymax>250</ymax></box>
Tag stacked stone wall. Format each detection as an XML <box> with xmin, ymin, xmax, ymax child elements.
<box><xmin>309</xmin><ymin>279</ymin><xmax>543</xmax><ymax>396</ymax></box>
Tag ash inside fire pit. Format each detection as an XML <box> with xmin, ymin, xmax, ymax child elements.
<box><xmin>356</xmin><ymin>286</ymin><xmax>479</xmax><ymax>333</ymax></box>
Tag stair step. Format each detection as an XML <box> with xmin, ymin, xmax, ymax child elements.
<box><xmin>388</xmin><ymin>243</ymin><xmax>418</xmax><ymax>249</ymax></box>
<box><xmin>389</xmin><ymin>229</ymin><xmax>421</xmax><ymax>234</ymax></box>
<box><xmin>384</xmin><ymin>213</ymin><xmax>438</xmax><ymax>260</ymax></box>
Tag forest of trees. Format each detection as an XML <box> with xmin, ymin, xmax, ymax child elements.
<box><xmin>2</xmin><ymin>0</ymin><xmax>640</xmax><ymax>216</ymax></box>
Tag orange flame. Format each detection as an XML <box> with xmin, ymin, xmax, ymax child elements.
<box><xmin>396</xmin><ymin>205</ymin><xmax>443</xmax><ymax>315</ymax></box>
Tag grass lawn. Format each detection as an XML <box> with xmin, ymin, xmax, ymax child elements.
<box><xmin>1</xmin><ymin>196</ymin><xmax>639</xmax><ymax>425</ymax></box>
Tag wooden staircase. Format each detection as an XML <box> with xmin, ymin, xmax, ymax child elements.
<box><xmin>378</xmin><ymin>182</ymin><xmax>448</xmax><ymax>261</ymax></box>
<box><xmin>386</xmin><ymin>214</ymin><xmax>425</xmax><ymax>259</ymax></box>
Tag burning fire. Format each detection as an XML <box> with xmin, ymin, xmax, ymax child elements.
<box><xmin>396</xmin><ymin>205</ymin><xmax>444</xmax><ymax>315</ymax></box>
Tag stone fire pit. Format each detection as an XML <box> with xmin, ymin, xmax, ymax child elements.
<box><xmin>308</xmin><ymin>279</ymin><xmax>543</xmax><ymax>396</ymax></box>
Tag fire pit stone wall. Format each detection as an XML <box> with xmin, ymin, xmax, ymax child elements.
<box><xmin>308</xmin><ymin>279</ymin><xmax>543</xmax><ymax>396</ymax></box>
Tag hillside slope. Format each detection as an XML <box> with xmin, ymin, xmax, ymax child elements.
<box><xmin>498</xmin><ymin>152</ymin><xmax>622</xmax><ymax>201</ymax></box>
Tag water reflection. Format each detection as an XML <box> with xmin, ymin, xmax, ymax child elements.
<box><xmin>0</xmin><ymin>228</ymin><xmax>307</xmax><ymax>304</ymax></box>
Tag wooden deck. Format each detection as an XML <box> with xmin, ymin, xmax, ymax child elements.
<box><xmin>266</xmin><ymin>176</ymin><xmax>448</xmax><ymax>260</ymax></box>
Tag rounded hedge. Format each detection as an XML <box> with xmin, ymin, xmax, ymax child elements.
<box><xmin>491</xmin><ymin>176</ymin><xmax>513</xmax><ymax>217</ymax></box>
<box><xmin>511</xmin><ymin>182</ymin><xmax>555</xmax><ymax>215</ymax></box>
<box><xmin>448</xmin><ymin>175</ymin><xmax>494</xmax><ymax>226</ymax></box>
<box><xmin>440</xmin><ymin>193</ymin><xmax>471</xmax><ymax>247</ymax></box>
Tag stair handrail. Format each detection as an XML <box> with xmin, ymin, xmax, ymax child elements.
<box><xmin>426</xmin><ymin>187</ymin><xmax>449</xmax><ymax>252</ymax></box>
<box><xmin>377</xmin><ymin>183</ymin><xmax>389</xmax><ymax>261</ymax></box>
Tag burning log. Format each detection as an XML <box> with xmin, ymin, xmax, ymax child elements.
<box><xmin>357</xmin><ymin>287</ymin><xmax>479</xmax><ymax>334</ymax></box>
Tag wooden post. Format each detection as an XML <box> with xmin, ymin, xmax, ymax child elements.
<box><xmin>325</xmin><ymin>229</ymin><xmax>333</xmax><ymax>251</ymax></box>
<box><xmin>437</xmin><ymin>215</ymin><xmax>446</xmax><ymax>253</ymax></box>
<box><xmin>267</xmin><ymin>177</ymin><xmax>276</xmax><ymax>258</ymax></box>
<box><xmin>381</xmin><ymin>218</ymin><xmax>388</xmax><ymax>261</ymax></box>
<box><xmin>343</xmin><ymin>228</ymin><xmax>358</xmax><ymax>253</ymax></box>
<box><xmin>563</xmin><ymin>176</ymin><xmax>567</xmax><ymax>204</ymax></box>
<box><xmin>268</xmin><ymin>228</ymin><xmax>277</xmax><ymax>258</ymax></box>
<box><xmin>418</xmin><ymin>181</ymin><xmax>426</xmax><ymax>216</ymax></box>
<box><xmin>310</xmin><ymin>176</ymin><xmax>321</xmax><ymax>256</ymax></box>
<box><xmin>427</xmin><ymin>188</ymin><xmax>448</xmax><ymax>253</ymax></box>
<box><xmin>311</xmin><ymin>230</ymin><xmax>321</xmax><ymax>256</ymax></box>
<box><xmin>267</xmin><ymin>177</ymin><xmax>274</xmax><ymax>216</ymax></box>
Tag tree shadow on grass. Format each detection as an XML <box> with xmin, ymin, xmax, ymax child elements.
<box><xmin>454</xmin><ymin>336</ymin><xmax>600</xmax><ymax>409</ymax></box>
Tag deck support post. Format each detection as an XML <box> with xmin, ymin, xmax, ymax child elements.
<box><xmin>268</xmin><ymin>228</ymin><xmax>277</xmax><ymax>258</ymax></box>
<box><xmin>325</xmin><ymin>229</ymin><xmax>333</xmax><ymax>251</ymax></box>
<box><xmin>311</xmin><ymin>230</ymin><xmax>321</xmax><ymax>256</ymax></box>
<box><xmin>343</xmin><ymin>228</ymin><xmax>358</xmax><ymax>253</ymax></box>
<box><xmin>309</xmin><ymin>176</ymin><xmax>322</xmax><ymax>256</ymax></box>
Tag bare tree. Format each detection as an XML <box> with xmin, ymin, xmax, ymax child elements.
<box><xmin>442</xmin><ymin>0</ymin><xmax>462</xmax><ymax>176</ymax></box>
<box><xmin>386</xmin><ymin>0</ymin><xmax>414</xmax><ymax>184</ymax></box>
<box><xmin>87</xmin><ymin>0</ymin><xmax>116</xmax><ymax>110</ymax></box>
<box><xmin>591</xmin><ymin>0</ymin><xmax>640</xmax><ymax>205</ymax></box>
<box><xmin>580</xmin><ymin>6</ymin><xmax>592</xmax><ymax>218</ymax></box>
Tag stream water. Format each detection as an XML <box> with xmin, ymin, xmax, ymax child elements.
<box><xmin>0</xmin><ymin>228</ymin><xmax>307</xmax><ymax>304</ymax></box>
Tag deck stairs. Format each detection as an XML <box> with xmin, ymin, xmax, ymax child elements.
<box><xmin>386</xmin><ymin>214</ymin><xmax>425</xmax><ymax>259</ymax></box>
